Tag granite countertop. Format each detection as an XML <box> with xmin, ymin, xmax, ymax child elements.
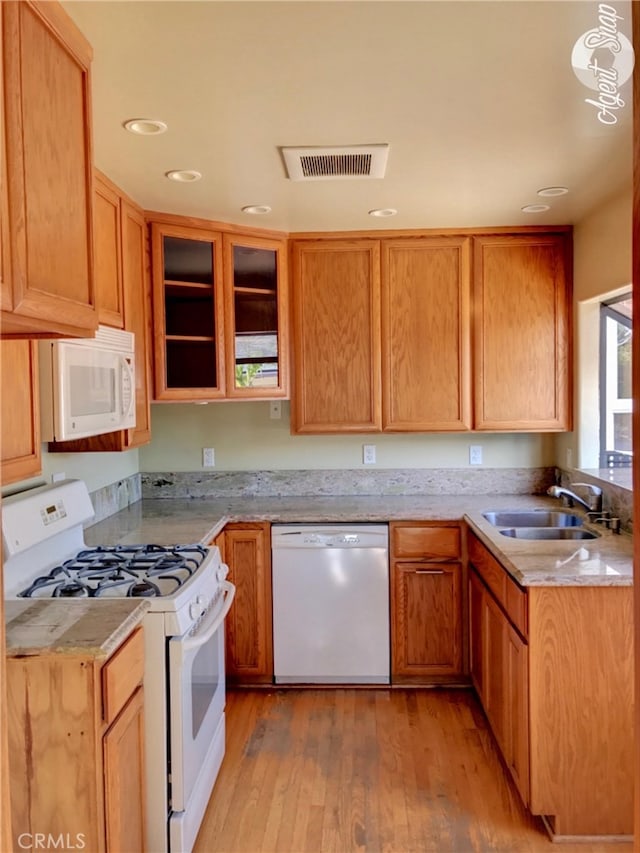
<box><xmin>5</xmin><ymin>599</ymin><xmax>149</xmax><ymax>658</ymax></box>
<box><xmin>85</xmin><ymin>494</ymin><xmax>634</xmax><ymax>588</ymax></box>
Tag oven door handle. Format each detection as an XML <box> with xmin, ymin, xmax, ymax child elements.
<box><xmin>182</xmin><ymin>580</ymin><xmax>236</xmax><ymax>651</ymax></box>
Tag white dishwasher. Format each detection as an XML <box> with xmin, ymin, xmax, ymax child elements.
<box><xmin>271</xmin><ymin>524</ymin><xmax>390</xmax><ymax>684</ymax></box>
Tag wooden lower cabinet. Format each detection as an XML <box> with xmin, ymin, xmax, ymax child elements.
<box><xmin>6</xmin><ymin>627</ymin><xmax>146</xmax><ymax>852</ymax></box>
<box><xmin>103</xmin><ymin>687</ymin><xmax>146</xmax><ymax>851</ymax></box>
<box><xmin>469</xmin><ymin>531</ymin><xmax>632</xmax><ymax>837</ymax></box>
<box><xmin>216</xmin><ymin>522</ymin><xmax>273</xmax><ymax>684</ymax></box>
<box><xmin>390</xmin><ymin>522</ymin><xmax>463</xmax><ymax>683</ymax></box>
<box><xmin>469</xmin><ymin>564</ymin><xmax>528</xmax><ymax>805</ymax></box>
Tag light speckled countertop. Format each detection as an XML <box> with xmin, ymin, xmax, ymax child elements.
<box><xmin>85</xmin><ymin>494</ymin><xmax>634</xmax><ymax>588</ymax></box>
<box><xmin>5</xmin><ymin>599</ymin><xmax>149</xmax><ymax>658</ymax></box>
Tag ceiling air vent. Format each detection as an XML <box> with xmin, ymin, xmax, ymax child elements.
<box><xmin>281</xmin><ymin>144</ymin><xmax>389</xmax><ymax>181</ymax></box>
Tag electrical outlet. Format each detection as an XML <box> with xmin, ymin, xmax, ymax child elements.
<box><xmin>363</xmin><ymin>444</ymin><xmax>376</xmax><ymax>465</ymax></box>
<box><xmin>52</xmin><ymin>472</ymin><xmax>66</xmax><ymax>483</ymax></box>
<box><xmin>469</xmin><ymin>445</ymin><xmax>483</xmax><ymax>465</ymax></box>
<box><xmin>270</xmin><ymin>401</ymin><xmax>282</xmax><ymax>420</ymax></box>
<box><xmin>202</xmin><ymin>447</ymin><xmax>215</xmax><ymax>468</ymax></box>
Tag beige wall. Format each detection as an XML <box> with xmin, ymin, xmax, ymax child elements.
<box><xmin>572</xmin><ymin>188</ymin><xmax>632</xmax><ymax>302</ymax></box>
<box><xmin>556</xmin><ymin>187</ymin><xmax>632</xmax><ymax>470</ymax></box>
<box><xmin>2</xmin><ymin>447</ymin><xmax>139</xmax><ymax>497</ymax></box>
<box><xmin>11</xmin><ymin>192</ymin><xmax>632</xmax><ymax>491</ymax></box>
<box><xmin>139</xmin><ymin>401</ymin><xmax>556</xmax><ymax>471</ymax></box>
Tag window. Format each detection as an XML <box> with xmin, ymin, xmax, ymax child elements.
<box><xmin>600</xmin><ymin>293</ymin><xmax>632</xmax><ymax>467</ymax></box>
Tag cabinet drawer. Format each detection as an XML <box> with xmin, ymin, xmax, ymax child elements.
<box><xmin>505</xmin><ymin>577</ymin><xmax>528</xmax><ymax>637</ymax></box>
<box><xmin>392</xmin><ymin>524</ymin><xmax>461</xmax><ymax>559</ymax></box>
<box><xmin>102</xmin><ymin>627</ymin><xmax>144</xmax><ymax>725</ymax></box>
<box><xmin>468</xmin><ymin>532</ymin><xmax>527</xmax><ymax>638</ymax></box>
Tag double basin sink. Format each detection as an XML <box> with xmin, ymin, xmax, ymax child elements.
<box><xmin>483</xmin><ymin>510</ymin><xmax>600</xmax><ymax>540</ymax></box>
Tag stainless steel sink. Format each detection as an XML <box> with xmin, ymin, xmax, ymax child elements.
<box><xmin>483</xmin><ymin>510</ymin><xmax>584</xmax><ymax>528</ymax></box>
<box><xmin>498</xmin><ymin>527</ymin><xmax>600</xmax><ymax>540</ymax></box>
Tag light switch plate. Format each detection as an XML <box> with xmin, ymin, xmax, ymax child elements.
<box><xmin>363</xmin><ymin>444</ymin><xmax>376</xmax><ymax>464</ymax></box>
<box><xmin>469</xmin><ymin>445</ymin><xmax>483</xmax><ymax>465</ymax></box>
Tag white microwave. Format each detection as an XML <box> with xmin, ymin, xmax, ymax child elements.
<box><xmin>39</xmin><ymin>325</ymin><xmax>136</xmax><ymax>441</ymax></box>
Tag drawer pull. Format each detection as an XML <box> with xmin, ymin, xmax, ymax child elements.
<box><xmin>415</xmin><ymin>569</ymin><xmax>444</xmax><ymax>575</ymax></box>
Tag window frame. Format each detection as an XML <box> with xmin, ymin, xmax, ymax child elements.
<box><xmin>599</xmin><ymin>293</ymin><xmax>632</xmax><ymax>467</ymax></box>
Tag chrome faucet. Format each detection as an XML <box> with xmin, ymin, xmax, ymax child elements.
<box><xmin>547</xmin><ymin>483</ymin><xmax>603</xmax><ymax>513</ymax></box>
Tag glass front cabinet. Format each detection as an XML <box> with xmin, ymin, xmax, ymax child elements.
<box><xmin>223</xmin><ymin>233</ymin><xmax>288</xmax><ymax>399</ymax></box>
<box><xmin>151</xmin><ymin>223</ymin><xmax>288</xmax><ymax>401</ymax></box>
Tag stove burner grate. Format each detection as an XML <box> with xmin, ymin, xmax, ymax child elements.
<box><xmin>18</xmin><ymin>543</ymin><xmax>209</xmax><ymax>599</ymax></box>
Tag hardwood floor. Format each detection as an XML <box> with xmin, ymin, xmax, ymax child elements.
<box><xmin>195</xmin><ymin>688</ymin><xmax>632</xmax><ymax>853</ymax></box>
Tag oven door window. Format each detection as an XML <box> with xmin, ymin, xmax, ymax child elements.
<box><xmin>191</xmin><ymin>640</ymin><xmax>219</xmax><ymax>738</ymax></box>
<box><xmin>168</xmin><ymin>601</ymin><xmax>226</xmax><ymax>812</ymax></box>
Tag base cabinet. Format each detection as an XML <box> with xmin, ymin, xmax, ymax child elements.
<box><xmin>216</xmin><ymin>522</ymin><xmax>273</xmax><ymax>684</ymax></box>
<box><xmin>390</xmin><ymin>522</ymin><xmax>463</xmax><ymax>683</ymax></box>
<box><xmin>469</xmin><ymin>531</ymin><xmax>632</xmax><ymax>837</ymax></box>
<box><xmin>6</xmin><ymin>627</ymin><xmax>146</xmax><ymax>852</ymax></box>
<box><xmin>469</xmin><ymin>564</ymin><xmax>528</xmax><ymax>805</ymax></box>
<box><xmin>103</xmin><ymin>687</ymin><xmax>146</xmax><ymax>851</ymax></box>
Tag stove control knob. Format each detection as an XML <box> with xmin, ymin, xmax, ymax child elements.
<box><xmin>189</xmin><ymin>595</ymin><xmax>208</xmax><ymax>621</ymax></box>
<box><xmin>217</xmin><ymin>563</ymin><xmax>229</xmax><ymax>582</ymax></box>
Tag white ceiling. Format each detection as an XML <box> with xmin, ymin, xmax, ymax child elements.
<box><xmin>63</xmin><ymin>0</ymin><xmax>634</xmax><ymax>233</ymax></box>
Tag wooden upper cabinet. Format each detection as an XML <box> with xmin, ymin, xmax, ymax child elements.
<box><xmin>121</xmin><ymin>200</ymin><xmax>152</xmax><ymax>448</ymax></box>
<box><xmin>1</xmin><ymin>0</ymin><xmax>97</xmax><ymax>338</ymax></box>
<box><xmin>223</xmin><ymin>233</ymin><xmax>288</xmax><ymax>399</ymax></box>
<box><xmin>473</xmin><ymin>233</ymin><xmax>572</xmax><ymax>431</ymax></box>
<box><xmin>93</xmin><ymin>172</ymin><xmax>124</xmax><ymax>328</ymax></box>
<box><xmin>1</xmin><ymin>340</ymin><xmax>41</xmax><ymax>485</ymax></box>
<box><xmin>291</xmin><ymin>239</ymin><xmax>382</xmax><ymax>433</ymax></box>
<box><xmin>151</xmin><ymin>223</ymin><xmax>226</xmax><ymax>400</ymax></box>
<box><xmin>381</xmin><ymin>236</ymin><xmax>471</xmax><ymax>431</ymax></box>
<box><xmin>48</xmin><ymin>190</ymin><xmax>152</xmax><ymax>453</ymax></box>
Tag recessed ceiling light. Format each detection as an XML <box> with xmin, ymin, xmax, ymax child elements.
<box><xmin>521</xmin><ymin>204</ymin><xmax>550</xmax><ymax>213</ymax></box>
<box><xmin>368</xmin><ymin>208</ymin><xmax>398</xmax><ymax>217</ymax></box>
<box><xmin>537</xmin><ymin>186</ymin><xmax>569</xmax><ymax>197</ymax></box>
<box><xmin>241</xmin><ymin>205</ymin><xmax>272</xmax><ymax>215</ymax></box>
<box><xmin>123</xmin><ymin>118</ymin><xmax>167</xmax><ymax>136</ymax></box>
<box><xmin>166</xmin><ymin>170</ymin><xmax>202</xmax><ymax>183</ymax></box>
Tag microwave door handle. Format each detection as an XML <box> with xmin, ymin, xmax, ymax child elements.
<box><xmin>121</xmin><ymin>355</ymin><xmax>135</xmax><ymax>416</ymax></box>
<box><xmin>182</xmin><ymin>581</ymin><xmax>236</xmax><ymax>651</ymax></box>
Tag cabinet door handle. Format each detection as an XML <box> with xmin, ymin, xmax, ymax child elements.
<box><xmin>402</xmin><ymin>556</ymin><xmax>457</xmax><ymax>564</ymax></box>
<box><xmin>414</xmin><ymin>569</ymin><xmax>445</xmax><ymax>575</ymax></box>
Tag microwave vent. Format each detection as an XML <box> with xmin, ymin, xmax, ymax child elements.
<box><xmin>281</xmin><ymin>144</ymin><xmax>389</xmax><ymax>181</ymax></box>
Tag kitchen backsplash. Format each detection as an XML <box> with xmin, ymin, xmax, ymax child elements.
<box><xmin>91</xmin><ymin>467</ymin><xmax>632</xmax><ymax>533</ymax></box>
<box><xmin>89</xmin><ymin>473</ymin><xmax>141</xmax><ymax>524</ymax></box>
<box><xmin>557</xmin><ymin>468</ymin><xmax>633</xmax><ymax>532</ymax></box>
<box><xmin>142</xmin><ymin>467</ymin><xmax>556</xmax><ymax>499</ymax></box>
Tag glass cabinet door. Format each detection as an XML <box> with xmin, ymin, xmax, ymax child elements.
<box><xmin>151</xmin><ymin>224</ymin><xmax>225</xmax><ymax>399</ymax></box>
<box><xmin>223</xmin><ymin>234</ymin><xmax>288</xmax><ymax>398</ymax></box>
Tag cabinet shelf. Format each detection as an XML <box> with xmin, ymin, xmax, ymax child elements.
<box><xmin>164</xmin><ymin>279</ymin><xmax>212</xmax><ymax>290</ymax></box>
<box><xmin>234</xmin><ymin>286</ymin><xmax>276</xmax><ymax>296</ymax></box>
<box><xmin>166</xmin><ymin>334</ymin><xmax>215</xmax><ymax>343</ymax></box>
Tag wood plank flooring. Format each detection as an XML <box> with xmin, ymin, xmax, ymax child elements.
<box><xmin>194</xmin><ymin>688</ymin><xmax>632</xmax><ymax>853</ymax></box>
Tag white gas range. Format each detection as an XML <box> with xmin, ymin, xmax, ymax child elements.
<box><xmin>2</xmin><ymin>479</ymin><xmax>235</xmax><ymax>853</ymax></box>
